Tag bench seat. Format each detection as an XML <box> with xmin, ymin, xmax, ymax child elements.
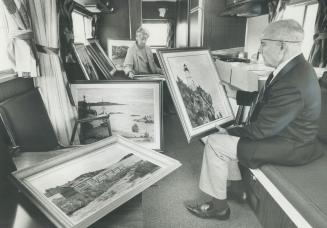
<box><xmin>255</xmin><ymin>141</ymin><xmax>327</xmax><ymax>228</ymax></box>
<box><xmin>245</xmin><ymin>74</ymin><xmax>327</xmax><ymax>228</ymax></box>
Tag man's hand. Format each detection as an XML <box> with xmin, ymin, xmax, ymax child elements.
<box><xmin>222</xmin><ymin>82</ymin><xmax>238</xmax><ymax>99</ymax></box>
<box><xmin>215</xmin><ymin>125</ymin><xmax>228</xmax><ymax>134</ymax></box>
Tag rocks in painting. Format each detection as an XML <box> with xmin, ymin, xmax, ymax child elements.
<box><xmin>44</xmin><ymin>154</ymin><xmax>160</xmax><ymax>216</ymax></box>
<box><xmin>133</xmin><ymin>115</ymin><xmax>154</xmax><ymax>123</ymax></box>
<box><xmin>132</xmin><ymin>123</ymin><xmax>139</xmax><ymax>132</ymax></box>
<box><xmin>176</xmin><ymin>77</ymin><xmax>220</xmax><ymax>127</ymax></box>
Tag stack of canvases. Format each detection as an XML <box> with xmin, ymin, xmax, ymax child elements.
<box><xmin>72</xmin><ymin>38</ymin><xmax>116</xmax><ymax>80</ymax></box>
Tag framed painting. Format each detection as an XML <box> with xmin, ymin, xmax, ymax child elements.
<box><xmin>72</xmin><ymin>43</ymin><xmax>100</xmax><ymax>80</ymax></box>
<box><xmin>133</xmin><ymin>74</ymin><xmax>165</xmax><ymax>81</ymax></box>
<box><xmin>71</xmin><ymin>80</ymin><xmax>163</xmax><ymax>151</ymax></box>
<box><xmin>11</xmin><ymin>136</ymin><xmax>181</xmax><ymax>228</ymax></box>
<box><xmin>107</xmin><ymin>40</ymin><xmax>135</xmax><ymax>70</ymax></box>
<box><xmin>157</xmin><ymin>48</ymin><xmax>234</xmax><ymax>142</ymax></box>
<box><xmin>86</xmin><ymin>39</ymin><xmax>117</xmax><ymax>80</ymax></box>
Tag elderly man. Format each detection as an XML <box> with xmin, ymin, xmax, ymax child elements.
<box><xmin>123</xmin><ymin>27</ymin><xmax>162</xmax><ymax>79</ymax></box>
<box><xmin>185</xmin><ymin>19</ymin><xmax>322</xmax><ymax>220</ymax></box>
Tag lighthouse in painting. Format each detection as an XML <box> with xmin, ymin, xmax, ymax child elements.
<box><xmin>183</xmin><ymin>64</ymin><xmax>197</xmax><ymax>90</ymax></box>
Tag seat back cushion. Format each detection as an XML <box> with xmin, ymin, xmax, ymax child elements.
<box><xmin>0</xmin><ymin>89</ymin><xmax>59</xmax><ymax>151</ymax></box>
<box><xmin>318</xmin><ymin>74</ymin><xmax>327</xmax><ymax>144</ymax></box>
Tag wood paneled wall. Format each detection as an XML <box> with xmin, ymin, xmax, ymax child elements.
<box><xmin>97</xmin><ymin>0</ymin><xmax>132</xmax><ymax>52</ymax></box>
<box><xmin>142</xmin><ymin>1</ymin><xmax>177</xmax><ymax>20</ymax></box>
<box><xmin>176</xmin><ymin>0</ymin><xmax>189</xmax><ymax>47</ymax></box>
<box><xmin>202</xmin><ymin>0</ymin><xmax>246</xmax><ymax>50</ymax></box>
<box><xmin>129</xmin><ymin>0</ymin><xmax>142</xmax><ymax>40</ymax></box>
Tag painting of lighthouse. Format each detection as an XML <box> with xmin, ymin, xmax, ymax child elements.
<box><xmin>156</xmin><ymin>48</ymin><xmax>234</xmax><ymax>142</ymax></box>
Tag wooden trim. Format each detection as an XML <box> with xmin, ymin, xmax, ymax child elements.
<box><xmin>250</xmin><ymin>168</ymin><xmax>312</xmax><ymax>228</ymax></box>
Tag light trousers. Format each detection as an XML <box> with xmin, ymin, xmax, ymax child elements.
<box><xmin>199</xmin><ymin>133</ymin><xmax>241</xmax><ymax>200</ymax></box>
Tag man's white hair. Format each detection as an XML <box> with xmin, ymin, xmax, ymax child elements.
<box><xmin>263</xmin><ymin>19</ymin><xmax>304</xmax><ymax>42</ymax></box>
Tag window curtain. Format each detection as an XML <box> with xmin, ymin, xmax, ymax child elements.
<box><xmin>1</xmin><ymin>0</ymin><xmax>38</xmax><ymax>77</ymax></box>
<box><xmin>267</xmin><ymin>0</ymin><xmax>290</xmax><ymax>22</ymax></box>
<box><xmin>166</xmin><ymin>20</ymin><xmax>175</xmax><ymax>48</ymax></box>
<box><xmin>308</xmin><ymin>0</ymin><xmax>327</xmax><ymax>68</ymax></box>
<box><xmin>28</xmin><ymin>0</ymin><xmax>78</xmax><ymax>146</ymax></box>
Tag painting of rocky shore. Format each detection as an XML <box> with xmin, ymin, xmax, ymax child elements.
<box><xmin>156</xmin><ymin>49</ymin><xmax>234</xmax><ymax>141</ymax></box>
<box><xmin>43</xmin><ymin>153</ymin><xmax>159</xmax><ymax>222</ymax></box>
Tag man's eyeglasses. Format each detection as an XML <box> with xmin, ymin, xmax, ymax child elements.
<box><xmin>260</xmin><ymin>39</ymin><xmax>301</xmax><ymax>48</ymax></box>
<box><xmin>260</xmin><ymin>39</ymin><xmax>302</xmax><ymax>43</ymax></box>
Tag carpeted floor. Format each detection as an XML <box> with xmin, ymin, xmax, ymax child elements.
<box><xmin>142</xmin><ymin>115</ymin><xmax>262</xmax><ymax>228</ymax></box>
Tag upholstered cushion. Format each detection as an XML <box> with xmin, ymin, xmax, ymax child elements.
<box><xmin>318</xmin><ymin>75</ymin><xmax>327</xmax><ymax>143</ymax></box>
<box><xmin>0</xmin><ymin>131</ymin><xmax>16</xmax><ymax>195</ymax></box>
<box><xmin>261</xmin><ymin>142</ymin><xmax>327</xmax><ymax>228</ymax></box>
<box><xmin>0</xmin><ymin>89</ymin><xmax>59</xmax><ymax>152</ymax></box>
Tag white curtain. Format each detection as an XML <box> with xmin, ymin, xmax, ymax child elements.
<box><xmin>2</xmin><ymin>0</ymin><xmax>38</xmax><ymax>77</ymax></box>
<box><xmin>28</xmin><ymin>0</ymin><xmax>78</xmax><ymax>145</ymax></box>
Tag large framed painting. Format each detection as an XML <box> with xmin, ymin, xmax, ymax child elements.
<box><xmin>71</xmin><ymin>80</ymin><xmax>163</xmax><ymax>151</ymax></box>
<box><xmin>107</xmin><ymin>40</ymin><xmax>135</xmax><ymax>70</ymax></box>
<box><xmin>11</xmin><ymin>136</ymin><xmax>181</xmax><ymax>228</ymax></box>
<box><xmin>157</xmin><ymin>48</ymin><xmax>234</xmax><ymax>142</ymax></box>
<box><xmin>72</xmin><ymin>43</ymin><xmax>100</xmax><ymax>80</ymax></box>
<box><xmin>86</xmin><ymin>38</ymin><xmax>117</xmax><ymax>80</ymax></box>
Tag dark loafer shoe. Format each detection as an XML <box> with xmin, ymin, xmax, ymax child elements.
<box><xmin>184</xmin><ymin>201</ymin><xmax>230</xmax><ymax>220</ymax></box>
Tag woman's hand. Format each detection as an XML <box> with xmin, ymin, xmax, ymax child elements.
<box><xmin>128</xmin><ymin>71</ymin><xmax>135</xmax><ymax>79</ymax></box>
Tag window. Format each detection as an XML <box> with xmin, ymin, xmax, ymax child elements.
<box><xmin>283</xmin><ymin>2</ymin><xmax>318</xmax><ymax>59</ymax></box>
<box><xmin>142</xmin><ymin>21</ymin><xmax>169</xmax><ymax>47</ymax></box>
<box><xmin>0</xmin><ymin>1</ymin><xmax>12</xmax><ymax>73</ymax></box>
<box><xmin>72</xmin><ymin>10</ymin><xmax>93</xmax><ymax>44</ymax></box>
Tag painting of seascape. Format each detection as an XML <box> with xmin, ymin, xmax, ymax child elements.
<box><xmin>71</xmin><ymin>81</ymin><xmax>163</xmax><ymax>150</ymax></box>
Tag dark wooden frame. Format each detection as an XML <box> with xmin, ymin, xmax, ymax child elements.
<box><xmin>86</xmin><ymin>39</ymin><xmax>117</xmax><ymax>79</ymax></box>
<box><xmin>72</xmin><ymin>43</ymin><xmax>100</xmax><ymax>80</ymax></box>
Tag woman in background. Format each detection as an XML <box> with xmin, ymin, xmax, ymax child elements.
<box><xmin>123</xmin><ymin>27</ymin><xmax>162</xmax><ymax>79</ymax></box>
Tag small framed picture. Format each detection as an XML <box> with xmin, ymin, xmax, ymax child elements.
<box><xmin>12</xmin><ymin>136</ymin><xmax>181</xmax><ymax>228</ymax></box>
<box><xmin>107</xmin><ymin>40</ymin><xmax>135</xmax><ymax>70</ymax></box>
<box><xmin>157</xmin><ymin>48</ymin><xmax>234</xmax><ymax>142</ymax></box>
<box><xmin>71</xmin><ymin>80</ymin><xmax>163</xmax><ymax>151</ymax></box>
<box><xmin>72</xmin><ymin>43</ymin><xmax>100</xmax><ymax>80</ymax></box>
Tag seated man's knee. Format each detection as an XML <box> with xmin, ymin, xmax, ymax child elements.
<box><xmin>206</xmin><ymin>134</ymin><xmax>221</xmax><ymax>147</ymax></box>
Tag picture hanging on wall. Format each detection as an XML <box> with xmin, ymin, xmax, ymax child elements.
<box><xmin>71</xmin><ymin>80</ymin><xmax>163</xmax><ymax>151</ymax></box>
<box><xmin>157</xmin><ymin>48</ymin><xmax>234</xmax><ymax>142</ymax></box>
